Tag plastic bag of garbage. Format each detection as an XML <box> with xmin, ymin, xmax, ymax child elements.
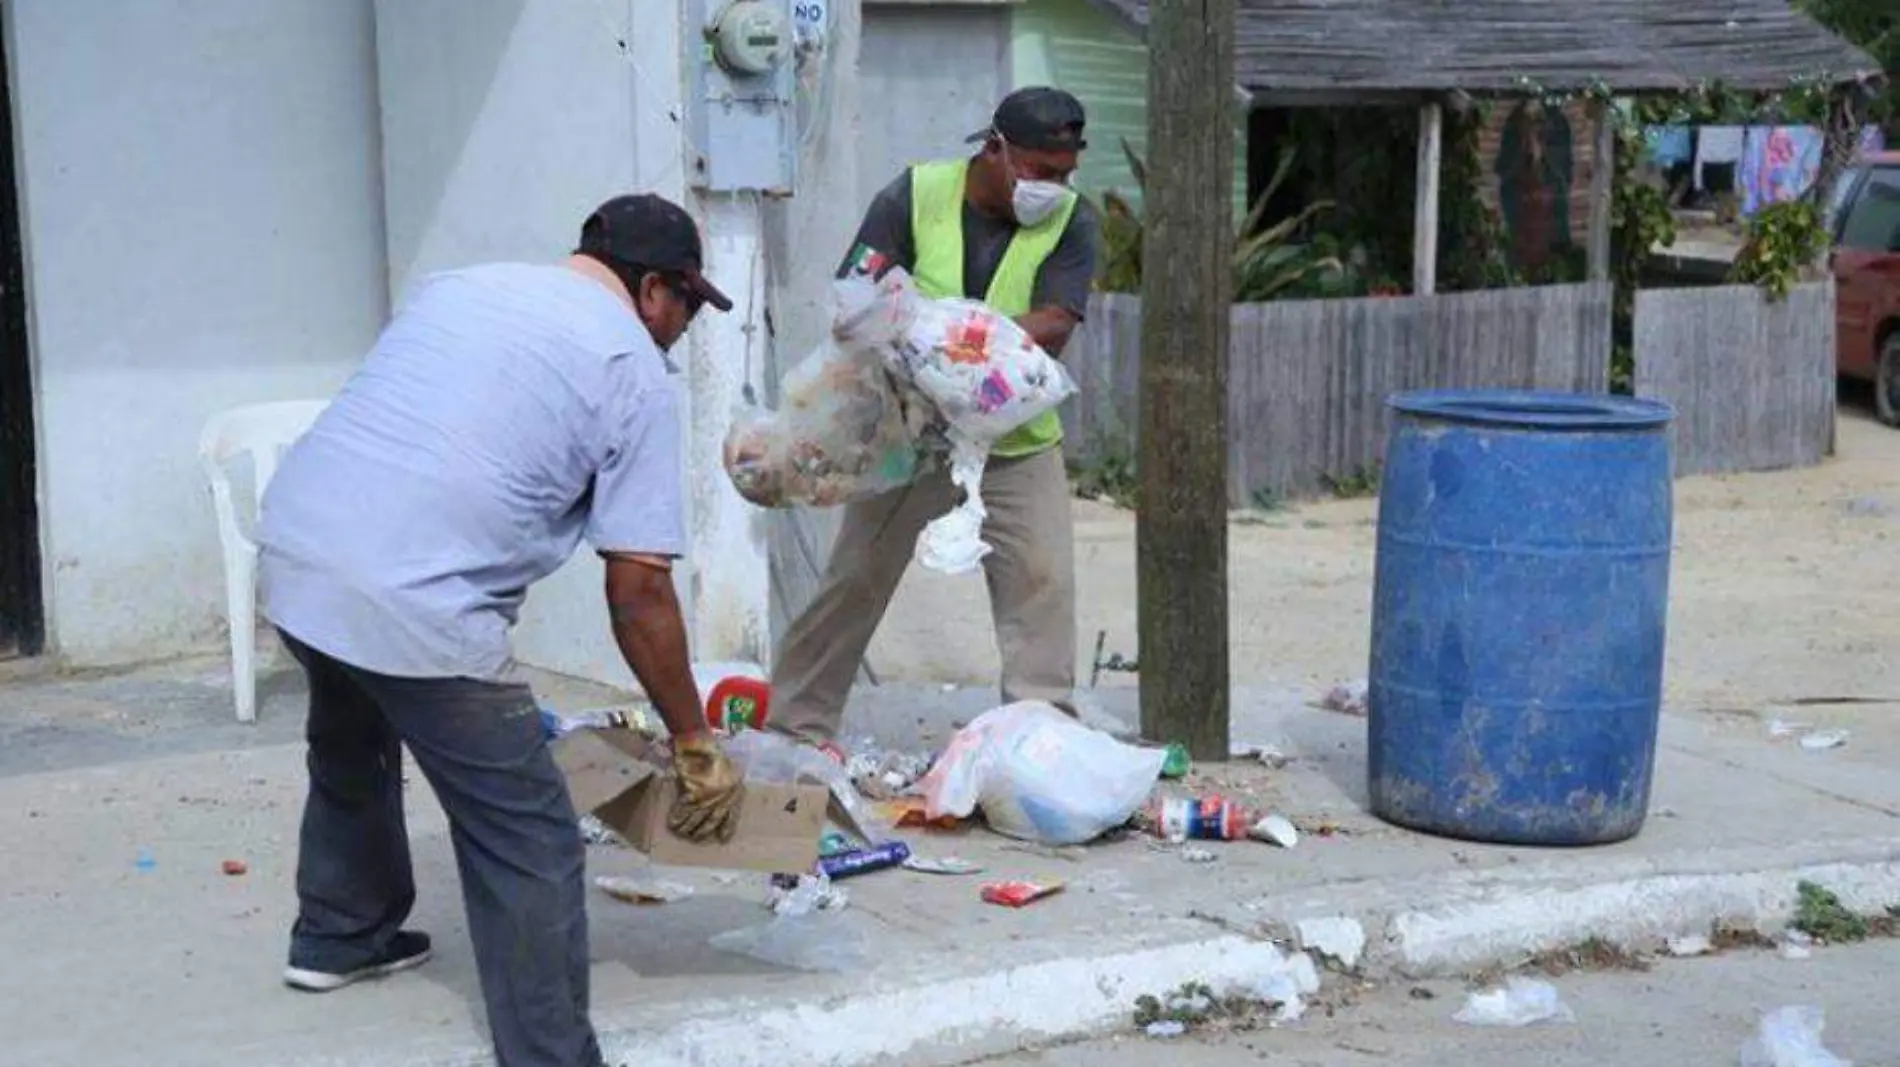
<box><xmin>721</xmin><ymin>339</ymin><xmax>931</xmax><ymax>509</ymax></box>
<box><xmin>918</xmin><ymin>700</ymin><xmax>1168</xmax><ymax>845</ymax></box>
<box><xmin>723</xmin><ymin>729</ymin><xmax>889</xmax><ymax>844</ymax></box>
<box><xmin>883</xmin><ymin>280</ymin><xmax>1077</xmax><ymax>446</ymax></box>
<box><xmin>1739</xmin><ymin>1006</ymin><xmax>1851</xmax><ymax>1067</ymax></box>
<box><xmin>868</xmin><ymin>265</ymin><xmax>1075</xmax><ymax>574</ymax></box>
<box><xmin>721</xmin><ymin>264</ymin><xmax>943</xmax><ymax>509</ymax></box>
<box><xmin>709</xmin><ymin>912</ymin><xmax>868</xmax><ymax>973</ymax></box>
<box><xmin>1453</xmin><ymin>977</ymin><xmax>1575</xmax><ymax>1027</ymax></box>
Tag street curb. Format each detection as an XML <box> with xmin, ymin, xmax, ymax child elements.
<box><xmin>269</xmin><ymin>843</ymin><xmax>1900</xmax><ymax>1067</ymax></box>
<box><xmin>599</xmin><ymin>933</ymin><xmax>1294</xmax><ymax>1067</ymax></box>
<box><xmin>1379</xmin><ymin>854</ymin><xmax>1900</xmax><ymax>976</ymax></box>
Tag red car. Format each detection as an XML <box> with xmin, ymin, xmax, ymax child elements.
<box><xmin>1830</xmin><ymin>151</ymin><xmax>1900</xmax><ymax>423</ymax></box>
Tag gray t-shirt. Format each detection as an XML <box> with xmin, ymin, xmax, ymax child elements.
<box><xmin>258</xmin><ymin>263</ymin><xmax>684</xmax><ymax>681</ymax></box>
<box><xmin>841</xmin><ymin>169</ymin><xmax>1100</xmax><ymax>329</ymax></box>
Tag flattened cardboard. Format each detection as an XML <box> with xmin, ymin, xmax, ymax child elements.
<box><xmin>552</xmin><ymin>728</ymin><xmax>828</xmax><ymax>874</ymax></box>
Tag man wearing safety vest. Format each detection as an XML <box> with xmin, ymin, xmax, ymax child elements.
<box><xmin>771</xmin><ymin>87</ymin><xmax>1099</xmax><ymax>747</ymax></box>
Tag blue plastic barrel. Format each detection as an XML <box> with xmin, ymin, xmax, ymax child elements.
<box><xmin>1367</xmin><ymin>390</ymin><xmax>1675</xmax><ymax>846</ymax></box>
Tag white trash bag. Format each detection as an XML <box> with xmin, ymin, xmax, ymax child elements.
<box><xmin>1739</xmin><ymin>1006</ymin><xmax>1851</xmax><ymax>1067</ymax></box>
<box><xmin>871</xmin><ymin>264</ymin><xmax>1076</xmax><ymax>574</ymax></box>
<box><xmin>917</xmin><ymin>700</ymin><xmax>1167</xmax><ymax>845</ymax></box>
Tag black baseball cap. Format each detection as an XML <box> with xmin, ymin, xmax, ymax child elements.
<box><xmin>577</xmin><ymin>194</ymin><xmax>733</xmax><ymax>312</ymax></box>
<box><xmin>966</xmin><ymin>87</ymin><xmax>1088</xmax><ymax>152</ymax></box>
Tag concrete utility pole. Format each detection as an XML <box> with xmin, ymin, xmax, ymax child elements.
<box><xmin>1137</xmin><ymin>0</ymin><xmax>1234</xmax><ymax>759</ymax></box>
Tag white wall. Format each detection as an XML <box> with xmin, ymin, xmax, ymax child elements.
<box><xmin>9</xmin><ymin>0</ymin><xmax>388</xmax><ymax>665</ymax></box>
<box><xmin>378</xmin><ymin>0</ymin><xmax>868</xmax><ymax>688</ymax></box>
<box><xmin>375</xmin><ymin>0</ymin><xmax>691</xmax><ymax>687</ymax></box>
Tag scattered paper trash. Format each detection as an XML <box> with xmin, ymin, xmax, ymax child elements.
<box><xmin>1454</xmin><ymin>977</ymin><xmax>1575</xmax><ymax>1027</ymax></box>
<box><xmin>1144</xmin><ymin>1020</ymin><xmax>1187</xmax><ymax>1039</ymax></box>
<box><xmin>710</xmin><ymin>913</ymin><xmax>868</xmax><ymax>973</ymax></box>
<box><xmin>980</xmin><ymin>880</ymin><xmax>1064</xmax><ymax>908</ymax></box>
<box><xmin>1666</xmin><ymin>934</ymin><xmax>1713</xmax><ymax>957</ymax></box>
<box><xmin>1768</xmin><ymin>718</ymin><xmax>1809</xmax><ymax>738</ymax></box>
<box><xmin>594</xmin><ymin>875</ymin><xmax>694</xmax><ymax>906</ymax></box>
<box><xmin>903</xmin><ymin>855</ymin><xmax>984</xmax><ymax>876</ymax></box>
<box><xmin>919</xmin><ymin>701</ymin><xmax>1167</xmax><ymax>845</ymax></box>
<box><xmin>1320</xmin><ymin>680</ymin><xmax>1369</xmax><ymax>717</ymax></box>
<box><xmin>1250</xmin><ymin>814</ymin><xmax>1300</xmax><ymax>849</ymax></box>
<box><xmin>1738</xmin><ymin>1006</ymin><xmax>1850</xmax><ymax>1067</ymax></box>
<box><xmin>1179</xmin><ymin>847</ymin><xmax>1218</xmax><ymax>864</ymax></box>
<box><xmin>220</xmin><ymin>859</ymin><xmax>248</xmax><ymax>877</ymax></box>
<box><xmin>1799</xmin><ymin>730</ymin><xmax>1849</xmax><ymax>751</ymax></box>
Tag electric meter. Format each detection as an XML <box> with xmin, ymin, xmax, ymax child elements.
<box><xmin>712</xmin><ymin>0</ymin><xmax>790</xmax><ymax>76</ymax></box>
<box><xmin>686</xmin><ymin>0</ymin><xmax>798</xmax><ymax>193</ymax></box>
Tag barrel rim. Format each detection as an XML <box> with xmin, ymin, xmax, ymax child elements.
<box><xmin>1388</xmin><ymin>389</ymin><xmax>1675</xmax><ymax>431</ymax></box>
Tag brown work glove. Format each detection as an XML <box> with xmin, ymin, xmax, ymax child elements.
<box><xmin>668</xmin><ymin>732</ymin><xmax>745</xmax><ymax>843</ymax></box>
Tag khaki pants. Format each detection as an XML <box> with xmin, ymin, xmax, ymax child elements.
<box><xmin>771</xmin><ymin>446</ymin><xmax>1077</xmax><ymax>742</ymax></box>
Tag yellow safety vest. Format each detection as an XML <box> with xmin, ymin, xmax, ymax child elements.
<box><xmin>909</xmin><ymin>158</ymin><xmax>1078</xmax><ymax>459</ymax></box>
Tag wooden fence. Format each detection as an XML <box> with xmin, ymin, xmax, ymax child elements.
<box><xmin>1632</xmin><ymin>281</ymin><xmax>1836</xmax><ymax>477</ymax></box>
<box><xmin>1063</xmin><ymin>282</ymin><xmax>1615</xmax><ymax>504</ymax></box>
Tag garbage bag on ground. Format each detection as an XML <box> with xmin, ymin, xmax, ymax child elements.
<box><xmin>1739</xmin><ymin>1006</ymin><xmax>1851</xmax><ymax>1067</ymax></box>
<box><xmin>917</xmin><ymin>700</ymin><xmax>1167</xmax><ymax>845</ymax></box>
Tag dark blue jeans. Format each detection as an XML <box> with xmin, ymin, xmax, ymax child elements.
<box><xmin>281</xmin><ymin>631</ymin><xmax>604</xmax><ymax>1067</ymax></box>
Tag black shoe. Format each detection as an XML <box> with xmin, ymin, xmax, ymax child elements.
<box><xmin>283</xmin><ymin>930</ymin><xmax>433</xmax><ymax>992</ymax></box>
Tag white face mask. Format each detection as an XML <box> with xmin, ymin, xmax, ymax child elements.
<box><xmin>1012</xmin><ymin>179</ymin><xmax>1069</xmax><ymax>227</ymax></box>
<box><xmin>1002</xmin><ymin>142</ymin><xmax>1070</xmax><ymax>227</ymax></box>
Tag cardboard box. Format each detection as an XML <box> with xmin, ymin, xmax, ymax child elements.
<box><xmin>552</xmin><ymin>727</ymin><xmax>829</xmax><ymax>874</ymax></box>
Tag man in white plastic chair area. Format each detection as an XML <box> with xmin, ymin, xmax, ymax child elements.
<box><xmin>771</xmin><ymin>87</ymin><xmax>1102</xmax><ymax>756</ymax></box>
<box><xmin>255</xmin><ymin>194</ymin><xmax>744</xmax><ymax>1067</ymax></box>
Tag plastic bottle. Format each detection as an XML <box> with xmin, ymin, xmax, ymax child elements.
<box><xmin>1147</xmin><ymin>794</ymin><xmax>1254</xmax><ymax>842</ymax></box>
<box><xmin>705</xmin><ymin>676</ymin><xmax>772</xmax><ymax>733</ymax></box>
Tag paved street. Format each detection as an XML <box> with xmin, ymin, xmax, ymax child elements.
<box><xmin>989</xmin><ymin>940</ymin><xmax>1898</xmax><ymax>1066</ymax></box>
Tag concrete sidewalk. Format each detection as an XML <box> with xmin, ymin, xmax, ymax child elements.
<box><xmin>3</xmin><ymin>661</ymin><xmax>1898</xmax><ymax>1067</ymax></box>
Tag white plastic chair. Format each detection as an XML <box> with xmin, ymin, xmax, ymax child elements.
<box><xmin>197</xmin><ymin>400</ymin><xmax>328</xmax><ymax>722</ymax></box>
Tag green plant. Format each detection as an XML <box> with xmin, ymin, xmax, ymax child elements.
<box><xmin>1069</xmin><ymin>447</ymin><xmax>1138</xmax><ymax>508</ymax></box>
<box><xmin>1095</xmin><ymin>139</ymin><xmax>1349</xmax><ymax>301</ymax></box>
<box><xmin>1608</xmin><ymin>116</ymin><xmax>1677</xmax><ymax>394</ymax></box>
<box><xmin>1730</xmin><ymin>199</ymin><xmax>1831</xmax><ymax>300</ymax></box>
<box><xmin>1320</xmin><ymin>463</ymin><xmax>1381</xmax><ymax>499</ymax></box>
<box><xmin>1439</xmin><ymin>105</ymin><xmax>1521</xmax><ymax>292</ymax></box>
<box><xmin>1797</xmin><ymin>0</ymin><xmax>1898</xmax><ymax>129</ymax></box>
<box><xmin>1792</xmin><ymin>880</ymin><xmax>1869</xmax><ymax>943</ymax></box>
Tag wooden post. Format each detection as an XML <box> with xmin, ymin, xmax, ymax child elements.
<box><xmin>1413</xmin><ymin>101</ymin><xmax>1442</xmax><ymax>296</ymax></box>
<box><xmin>1587</xmin><ymin>101</ymin><xmax>1616</xmax><ymax>282</ymax></box>
<box><xmin>1137</xmin><ymin>0</ymin><xmax>1234</xmax><ymax>760</ymax></box>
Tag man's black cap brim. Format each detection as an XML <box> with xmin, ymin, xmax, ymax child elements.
<box><xmin>683</xmin><ymin>269</ymin><xmax>734</xmax><ymax>313</ymax></box>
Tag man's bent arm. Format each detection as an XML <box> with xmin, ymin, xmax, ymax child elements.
<box><xmin>1015</xmin><ymin>306</ymin><xmax>1080</xmax><ymax>357</ymax></box>
<box><xmin>602</xmin><ymin>554</ymin><xmax>708</xmax><ymax>739</ymax></box>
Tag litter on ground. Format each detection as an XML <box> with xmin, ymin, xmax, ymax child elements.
<box><xmin>1454</xmin><ymin>977</ymin><xmax>1575</xmax><ymax>1027</ymax></box>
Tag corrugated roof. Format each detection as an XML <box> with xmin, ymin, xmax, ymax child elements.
<box><xmin>1085</xmin><ymin>0</ymin><xmax>1883</xmax><ymax>94</ymax></box>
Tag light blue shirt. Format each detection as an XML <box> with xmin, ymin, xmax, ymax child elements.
<box><xmin>258</xmin><ymin>263</ymin><xmax>684</xmax><ymax>680</ymax></box>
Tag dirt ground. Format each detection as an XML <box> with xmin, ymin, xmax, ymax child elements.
<box><xmin>871</xmin><ymin>404</ymin><xmax>1900</xmax><ymax>720</ymax></box>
